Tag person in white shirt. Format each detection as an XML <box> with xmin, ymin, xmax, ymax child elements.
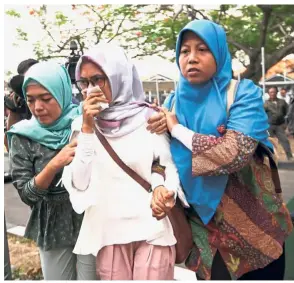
<box><xmin>278</xmin><ymin>87</ymin><xmax>291</xmax><ymax>104</ymax></box>
<box><xmin>62</xmin><ymin>43</ymin><xmax>187</xmax><ymax>280</ymax></box>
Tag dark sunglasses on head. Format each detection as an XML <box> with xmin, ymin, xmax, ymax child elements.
<box><xmin>76</xmin><ymin>74</ymin><xmax>107</xmax><ymax>91</ymax></box>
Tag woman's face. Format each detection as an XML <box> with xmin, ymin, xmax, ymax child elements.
<box><xmin>79</xmin><ymin>62</ymin><xmax>112</xmax><ymax>102</ymax></box>
<box><xmin>179</xmin><ymin>31</ymin><xmax>217</xmax><ymax>84</ymax></box>
<box><xmin>26</xmin><ymin>84</ymin><xmax>62</xmax><ymax>125</ymax></box>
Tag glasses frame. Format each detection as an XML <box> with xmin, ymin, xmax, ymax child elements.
<box><xmin>76</xmin><ymin>74</ymin><xmax>107</xmax><ymax>91</ymax></box>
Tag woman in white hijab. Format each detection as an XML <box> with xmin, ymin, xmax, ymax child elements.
<box><xmin>62</xmin><ymin>43</ymin><xmax>187</xmax><ymax>280</ymax></box>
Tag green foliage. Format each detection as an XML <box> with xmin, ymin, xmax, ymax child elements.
<box><xmin>220</xmin><ymin>5</ymin><xmax>294</xmax><ymax>55</ymax></box>
<box><xmin>138</xmin><ymin>12</ymin><xmax>189</xmax><ymax>56</ymax></box>
<box><xmin>33</xmin><ymin>42</ymin><xmax>45</xmax><ymax>59</ymax></box>
<box><xmin>5</xmin><ymin>4</ymin><xmax>294</xmax><ymax>80</ymax></box>
<box><xmin>55</xmin><ymin>11</ymin><xmax>68</xmax><ymax>26</ymax></box>
<box><xmin>5</xmin><ymin>9</ymin><xmax>21</xmax><ymax>18</ymax></box>
<box><xmin>5</xmin><ymin>71</ymin><xmax>13</xmax><ymax>77</ymax></box>
<box><xmin>16</xmin><ymin>28</ymin><xmax>28</xmax><ymax>41</ymax></box>
<box><xmin>12</xmin><ymin>266</ymin><xmax>43</xmax><ymax>280</ymax></box>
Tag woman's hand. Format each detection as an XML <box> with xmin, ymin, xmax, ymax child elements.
<box><xmin>151</xmin><ymin>186</ymin><xmax>175</xmax><ymax>220</ymax></box>
<box><xmin>82</xmin><ymin>91</ymin><xmax>109</xmax><ymax>133</ymax></box>
<box><xmin>147</xmin><ymin>109</ymin><xmax>168</xmax><ymax>134</ymax></box>
<box><xmin>48</xmin><ymin>139</ymin><xmax>78</xmax><ymax>173</ymax></box>
<box><xmin>162</xmin><ymin>109</ymin><xmax>179</xmax><ymax>133</ymax></box>
<box><xmin>34</xmin><ymin>139</ymin><xmax>78</xmax><ymax>190</ymax></box>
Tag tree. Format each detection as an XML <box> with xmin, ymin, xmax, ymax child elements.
<box><xmin>140</xmin><ymin>4</ymin><xmax>294</xmax><ymax>82</ymax></box>
<box><xmin>208</xmin><ymin>5</ymin><xmax>294</xmax><ymax>82</ymax></box>
<box><xmin>6</xmin><ymin>5</ymin><xmax>153</xmax><ymax>60</ymax></box>
<box><xmin>5</xmin><ymin>5</ymin><xmax>294</xmax><ymax>83</ymax></box>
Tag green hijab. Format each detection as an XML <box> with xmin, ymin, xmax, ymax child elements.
<box><xmin>7</xmin><ymin>61</ymin><xmax>82</xmax><ymax>150</ymax></box>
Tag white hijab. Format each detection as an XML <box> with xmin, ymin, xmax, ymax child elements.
<box><xmin>75</xmin><ymin>43</ymin><xmax>152</xmax><ymax>138</ymax></box>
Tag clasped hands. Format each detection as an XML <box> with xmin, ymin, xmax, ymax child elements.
<box><xmin>150</xmin><ymin>186</ymin><xmax>176</xmax><ymax>220</ymax></box>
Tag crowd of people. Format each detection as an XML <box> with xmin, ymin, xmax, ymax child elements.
<box><xmin>4</xmin><ymin>19</ymin><xmax>293</xmax><ymax>281</ymax></box>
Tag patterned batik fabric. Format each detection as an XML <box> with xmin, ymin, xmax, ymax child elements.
<box><xmin>192</xmin><ymin>129</ymin><xmax>257</xmax><ymax>177</ymax></box>
<box><xmin>185</xmin><ymin>136</ymin><xmax>293</xmax><ymax>279</ymax></box>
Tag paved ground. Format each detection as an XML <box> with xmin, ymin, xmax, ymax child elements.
<box><xmin>279</xmin><ymin>167</ymin><xmax>294</xmax><ymax>204</ymax></box>
<box><xmin>4</xmin><ymin>182</ymin><xmax>30</xmax><ymax>229</ymax></box>
<box><xmin>4</xmin><ymin>153</ymin><xmax>30</xmax><ymax>229</ymax></box>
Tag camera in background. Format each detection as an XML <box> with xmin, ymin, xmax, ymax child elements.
<box><xmin>65</xmin><ymin>40</ymin><xmax>83</xmax><ymax>102</ymax></box>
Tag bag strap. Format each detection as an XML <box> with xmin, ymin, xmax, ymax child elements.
<box><xmin>226</xmin><ymin>80</ymin><xmax>282</xmax><ymax>193</ymax></box>
<box><xmin>257</xmin><ymin>143</ymin><xmax>282</xmax><ymax>194</ymax></box>
<box><xmin>226</xmin><ymin>79</ymin><xmax>239</xmax><ymax>114</ymax></box>
<box><xmin>170</xmin><ymin>97</ymin><xmax>176</xmax><ymax>113</ymax></box>
<box><xmin>93</xmin><ymin>125</ymin><xmax>152</xmax><ymax>193</ymax></box>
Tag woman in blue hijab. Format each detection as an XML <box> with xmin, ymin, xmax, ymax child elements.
<box><xmin>7</xmin><ymin>62</ymin><xmax>97</xmax><ymax>280</ymax></box>
<box><xmin>148</xmin><ymin>20</ymin><xmax>292</xmax><ymax>280</ymax></box>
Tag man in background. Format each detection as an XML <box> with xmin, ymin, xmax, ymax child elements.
<box><xmin>278</xmin><ymin>87</ymin><xmax>291</xmax><ymax>104</ymax></box>
<box><xmin>264</xmin><ymin>86</ymin><xmax>293</xmax><ymax>161</ymax></box>
<box><xmin>286</xmin><ymin>95</ymin><xmax>294</xmax><ymax>138</ymax></box>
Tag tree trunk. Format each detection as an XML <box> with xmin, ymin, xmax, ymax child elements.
<box><xmin>241</xmin><ymin>40</ymin><xmax>294</xmax><ymax>84</ymax></box>
<box><xmin>241</xmin><ymin>52</ymin><xmax>263</xmax><ymax>84</ymax></box>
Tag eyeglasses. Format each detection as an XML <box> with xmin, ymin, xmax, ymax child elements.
<box><xmin>76</xmin><ymin>75</ymin><xmax>107</xmax><ymax>91</ymax></box>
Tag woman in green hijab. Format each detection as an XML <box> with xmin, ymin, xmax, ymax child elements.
<box><xmin>7</xmin><ymin>62</ymin><xmax>97</xmax><ymax>280</ymax></box>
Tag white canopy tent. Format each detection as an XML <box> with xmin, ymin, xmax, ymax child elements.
<box><xmin>142</xmin><ymin>74</ymin><xmax>177</xmax><ymax>105</ymax></box>
<box><xmin>259</xmin><ymin>74</ymin><xmax>294</xmax><ymax>86</ymax></box>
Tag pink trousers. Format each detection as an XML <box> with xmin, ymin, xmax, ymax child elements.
<box><xmin>96</xmin><ymin>241</ymin><xmax>176</xmax><ymax>280</ymax></box>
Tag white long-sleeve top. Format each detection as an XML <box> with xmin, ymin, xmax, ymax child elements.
<box><xmin>62</xmin><ymin>116</ymin><xmax>188</xmax><ymax>256</ymax></box>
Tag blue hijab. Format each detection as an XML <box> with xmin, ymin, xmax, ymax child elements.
<box><xmin>7</xmin><ymin>62</ymin><xmax>82</xmax><ymax>150</ymax></box>
<box><xmin>164</xmin><ymin>20</ymin><xmax>272</xmax><ymax>224</ymax></box>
